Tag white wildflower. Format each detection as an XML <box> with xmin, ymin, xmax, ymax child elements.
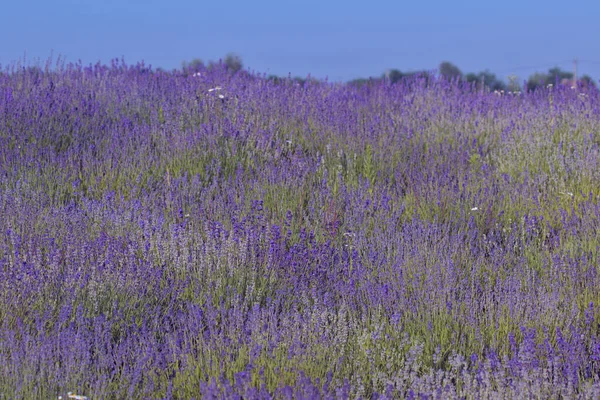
<box><xmin>208</xmin><ymin>86</ymin><xmax>222</xmax><ymax>92</ymax></box>
<box><xmin>471</xmin><ymin>207</ymin><xmax>479</xmax><ymax>211</ymax></box>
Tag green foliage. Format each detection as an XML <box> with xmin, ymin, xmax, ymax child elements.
<box><xmin>439</xmin><ymin>61</ymin><xmax>462</xmax><ymax>80</ymax></box>
<box><xmin>580</xmin><ymin>74</ymin><xmax>597</xmax><ymax>88</ymax></box>
<box><xmin>182</xmin><ymin>53</ymin><xmax>243</xmax><ymax>74</ymax></box>
<box><xmin>465</xmin><ymin>70</ymin><xmax>506</xmax><ymax>91</ymax></box>
<box><xmin>182</xmin><ymin>58</ymin><xmax>204</xmax><ymax>72</ymax></box>
<box><xmin>527</xmin><ymin>67</ymin><xmax>573</xmax><ymax>91</ymax></box>
<box><xmin>224</xmin><ymin>53</ymin><xmax>243</xmax><ymax>74</ymax></box>
<box><xmin>387</xmin><ymin>69</ymin><xmax>404</xmax><ymax>84</ymax></box>
<box><xmin>3</xmin><ymin>63</ymin><xmax>600</xmax><ymax>397</ymax></box>
<box><xmin>363</xmin><ymin>144</ymin><xmax>376</xmax><ymax>193</ymax></box>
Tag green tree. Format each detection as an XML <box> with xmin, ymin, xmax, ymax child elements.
<box><xmin>464</xmin><ymin>72</ymin><xmax>478</xmax><ymax>83</ymax></box>
<box><xmin>580</xmin><ymin>74</ymin><xmax>597</xmax><ymax>88</ymax></box>
<box><xmin>387</xmin><ymin>69</ymin><xmax>404</xmax><ymax>84</ymax></box>
<box><xmin>526</xmin><ymin>67</ymin><xmax>573</xmax><ymax>91</ymax></box>
<box><xmin>465</xmin><ymin>70</ymin><xmax>506</xmax><ymax>91</ymax></box>
<box><xmin>381</xmin><ymin>69</ymin><xmax>432</xmax><ymax>85</ymax></box>
<box><xmin>182</xmin><ymin>58</ymin><xmax>204</xmax><ymax>72</ymax></box>
<box><xmin>439</xmin><ymin>61</ymin><xmax>462</xmax><ymax>80</ymax></box>
<box><xmin>547</xmin><ymin>67</ymin><xmax>573</xmax><ymax>84</ymax></box>
<box><xmin>348</xmin><ymin>78</ymin><xmax>374</xmax><ymax>88</ymax></box>
<box><xmin>526</xmin><ymin>72</ymin><xmax>548</xmax><ymax>91</ymax></box>
<box><xmin>224</xmin><ymin>53</ymin><xmax>243</xmax><ymax>73</ymax></box>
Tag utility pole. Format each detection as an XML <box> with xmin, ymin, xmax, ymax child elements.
<box><xmin>573</xmin><ymin>58</ymin><xmax>578</xmax><ymax>87</ymax></box>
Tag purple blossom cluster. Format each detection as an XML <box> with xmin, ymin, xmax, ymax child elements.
<box><xmin>1</xmin><ymin>60</ymin><xmax>600</xmax><ymax>398</ymax></box>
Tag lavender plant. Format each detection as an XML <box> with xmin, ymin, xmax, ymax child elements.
<box><xmin>1</xmin><ymin>59</ymin><xmax>600</xmax><ymax>398</ymax></box>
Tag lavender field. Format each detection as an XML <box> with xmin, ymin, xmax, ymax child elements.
<box><xmin>2</xmin><ymin>61</ymin><xmax>600</xmax><ymax>399</ymax></box>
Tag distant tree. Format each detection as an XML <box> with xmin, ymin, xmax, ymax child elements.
<box><xmin>547</xmin><ymin>67</ymin><xmax>572</xmax><ymax>84</ymax></box>
<box><xmin>182</xmin><ymin>58</ymin><xmax>204</xmax><ymax>72</ymax></box>
<box><xmin>387</xmin><ymin>69</ymin><xmax>404</xmax><ymax>84</ymax></box>
<box><xmin>464</xmin><ymin>72</ymin><xmax>478</xmax><ymax>84</ymax></box>
<box><xmin>381</xmin><ymin>69</ymin><xmax>432</xmax><ymax>85</ymax></box>
<box><xmin>267</xmin><ymin>74</ymin><xmax>284</xmax><ymax>84</ymax></box>
<box><xmin>224</xmin><ymin>53</ymin><xmax>243</xmax><ymax>74</ymax></box>
<box><xmin>580</xmin><ymin>74</ymin><xmax>597</xmax><ymax>88</ymax></box>
<box><xmin>527</xmin><ymin>67</ymin><xmax>573</xmax><ymax>90</ymax></box>
<box><xmin>465</xmin><ymin>70</ymin><xmax>506</xmax><ymax>91</ymax></box>
<box><xmin>439</xmin><ymin>61</ymin><xmax>462</xmax><ymax>80</ymax></box>
<box><xmin>482</xmin><ymin>71</ymin><xmax>504</xmax><ymax>90</ymax></box>
<box><xmin>267</xmin><ymin>75</ymin><xmax>298</xmax><ymax>85</ymax></box>
<box><xmin>348</xmin><ymin>78</ymin><xmax>373</xmax><ymax>87</ymax></box>
<box><xmin>182</xmin><ymin>54</ymin><xmax>243</xmax><ymax>75</ymax></box>
<box><xmin>293</xmin><ymin>76</ymin><xmax>306</xmax><ymax>86</ymax></box>
<box><xmin>405</xmin><ymin>71</ymin><xmax>434</xmax><ymax>85</ymax></box>
<box><xmin>526</xmin><ymin>72</ymin><xmax>548</xmax><ymax>91</ymax></box>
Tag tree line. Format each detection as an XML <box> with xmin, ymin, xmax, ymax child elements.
<box><xmin>182</xmin><ymin>55</ymin><xmax>597</xmax><ymax>91</ymax></box>
<box><xmin>349</xmin><ymin>61</ymin><xmax>596</xmax><ymax>91</ymax></box>
<box><xmin>182</xmin><ymin>53</ymin><xmax>244</xmax><ymax>75</ymax></box>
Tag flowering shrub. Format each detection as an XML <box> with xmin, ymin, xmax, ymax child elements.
<box><xmin>1</xmin><ymin>60</ymin><xmax>600</xmax><ymax>398</ymax></box>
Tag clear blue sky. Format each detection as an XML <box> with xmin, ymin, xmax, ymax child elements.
<box><xmin>3</xmin><ymin>0</ymin><xmax>600</xmax><ymax>83</ymax></box>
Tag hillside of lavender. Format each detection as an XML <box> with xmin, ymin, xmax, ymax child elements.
<box><xmin>2</xmin><ymin>61</ymin><xmax>600</xmax><ymax>399</ymax></box>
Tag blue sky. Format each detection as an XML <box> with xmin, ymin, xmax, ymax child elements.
<box><xmin>3</xmin><ymin>0</ymin><xmax>600</xmax><ymax>83</ymax></box>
